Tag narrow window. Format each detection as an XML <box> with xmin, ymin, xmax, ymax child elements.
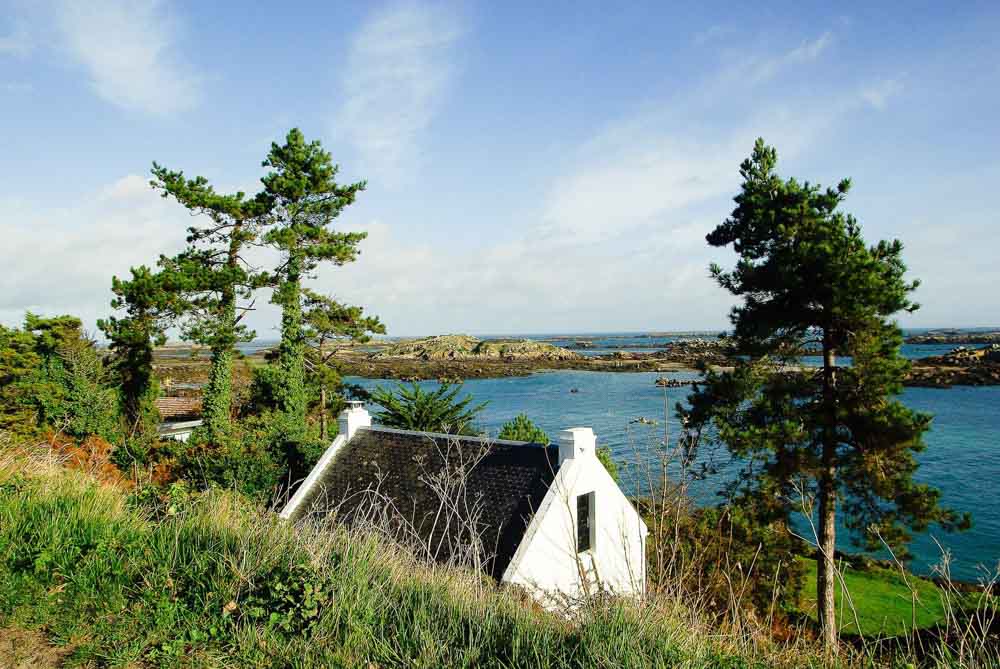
<box><xmin>577</xmin><ymin>491</ymin><xmax>595</xmax><ymax>553</ymax></box>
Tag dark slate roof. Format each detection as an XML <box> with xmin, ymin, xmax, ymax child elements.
<box><xmin>292</xmin><ymin>427</ymin><xmax>560</xmax><ymax>580</ymax></box>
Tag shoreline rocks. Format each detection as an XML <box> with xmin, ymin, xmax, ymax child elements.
<box><xmin>905</xmin><ymin>331</ymin><xmax>1000</xmax><ymax>345</ymax></box>
<box><xmin>370</xmin><ymin>335</ymin><xmax>581</xmax><ymax>362</ymax></box>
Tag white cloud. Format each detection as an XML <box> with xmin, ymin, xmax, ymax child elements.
<box><xmin>308</xmin><ymin>31</ymin><xmax>918</xmax><ymax>334</ymax></box>
<box><xmin>539</xmin><ymin>132</ymin><xmax>736</xmax><ymax>244</ymax></box>
<box><xmin>52</xmin><ymin>0</ymin><xmax>201</xmax><ymax>115</ymax></box>
<box><xmin>309</xmin><ymin>214</ymin><xmax>732</xmax><ymax>335</ymax></box>
<box><xmin>721</xmin><ymin>32</ymin><xmax>834</xmax><ymax>88</ymax></box>
<box><xmin>861</xmin><ymin>77</ymin><xmax>904</xmax><ymax>110</ymax></box>
<box><xmin>0</xmin><ymin>175</ymin><xmax>190</xmax><ymax>331</ymax></box>
<box><xmin>335</xmin><ymin>1</ymin><xmax>463</xmax><ymax>181</ymax></box>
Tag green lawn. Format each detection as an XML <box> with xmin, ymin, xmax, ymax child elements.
<box><xmin>798</xmin><ymin>556</ymin><xmax>949</xmax><ymax>637</ymax></box>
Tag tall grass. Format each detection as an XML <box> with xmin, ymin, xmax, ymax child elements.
<box><xmin>1</xmin><ymin>443</ymin><xmax>995</xmax><ymax>668</ymax></box>
<box><xmin>0</xmin><ymin>446</ymin><xmax>766</xmax><ymax>668</ymax></box>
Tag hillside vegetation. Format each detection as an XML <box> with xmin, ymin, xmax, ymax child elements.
<box><xmin>0</xmin><ymin>448</ymin><xmax>784</xmax><ymax>669</ymax></box>
<box><xmin>4</xmin><ymin>447</ymin><xmax>998</xmax><ymax>668</ymax></box>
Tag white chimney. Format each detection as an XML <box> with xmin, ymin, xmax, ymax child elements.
<box><xmin>338</xmin><ymin>401</ymin><xmax>371</xmax><ymax>441</ymax></box>
<box><xmin>558</xmin><ymin>427</ymin><xmax>596</xmax><ymax>464</ymax></box>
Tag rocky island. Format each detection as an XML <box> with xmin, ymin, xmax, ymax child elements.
<box><xmin>150</xmin><ymin>336</ymin><xmax>1000</xmax><ymax>390</ymax></box>
<box><xmin>330</xmin><ymin>334</ymin><xmax>732</xmax><ymax>380</ymax></box>
<box><xmin>906</xmin><ymin>344</ymin><xmax>1000</xmax><ymax>387</ymax></box>
<box><xmin>905</xmin><ymin>330</ymin><xmax>1000</xmax><ymax>345</ymax></box>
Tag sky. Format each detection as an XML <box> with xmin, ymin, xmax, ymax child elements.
<box><xmin>2</xmin><ymin>1</ymin><xmax>999</xmax><ymax>338</ymax></box>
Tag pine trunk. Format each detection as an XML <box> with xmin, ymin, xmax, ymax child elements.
<box><xmin>276</xmin><ymin>246</ymin><xmax>307</xmax><ymax>454</ymax></box>
<box><xmin>319</xmin><ymin>386</ymin><xmax>327</xmax><ymax>441</ymax></box>
<box><xmin>202</xmin><ymin>227</ymin><xmax>243</xmax><ymax>443</ymax></box>
<box><xmin>817</xmin><ymin>334</ymin><xmax>839</xmax><ymax>652</ymax></box>
<box><xmin>202</xmin><ymin>344</ymin><xmax>233</xmax><ymax>442</ymax></box>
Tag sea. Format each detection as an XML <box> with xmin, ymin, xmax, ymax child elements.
<box><xmin>246</xmin><ymin>331</ymin><xmax>999</xmax><ymax>582</ymax></box>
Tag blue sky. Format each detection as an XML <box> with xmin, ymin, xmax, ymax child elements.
<box><xmin>2</xmin><ymin>1</ymin><xmax>999</xmax><ymax>337</ymax></box>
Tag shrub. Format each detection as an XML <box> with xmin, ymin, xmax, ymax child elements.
<box><xmin>596</xmin><ymin>446</ymin><xmax>619</xmax><ymax>483</ymax></box>
<box><xmin>370</xmin><ymin>382</ymin><xmax>487</xmax><ymax>435</ymax></box>
<box><xmin>165</xmin><ymin>411</ymin><xmax>290</xmax><ymax>503</ymax></box>
<box><xmin>498</xmin><ymin>413</ymin><xmax>549</xmax><ymax>443</ymax></box>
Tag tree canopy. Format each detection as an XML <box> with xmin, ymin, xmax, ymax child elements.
<box><xmin>686</xmin><ymin>138</ymin><xmax>969</xmax><ymax>650</ymax></box>
<box><xmin>151</xmin><ymin>162</ymin><xmax>274</xmax><ymax>442</ymax></box>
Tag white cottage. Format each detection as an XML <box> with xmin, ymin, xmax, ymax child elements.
<box><xmin>281</xmin><ymin>403</ymin><xmax>647</xmax><ymax>605</ymax></box>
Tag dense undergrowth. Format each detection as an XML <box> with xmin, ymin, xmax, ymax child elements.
<box><xmin>2</xmin><ymin>447</ymin><xmax>996</xmax><ymax>668</ymax></box>
<box><xmin>0</xmin><ymin>449</ymin><xmax>773</xmax><ymax>669</ymax></box>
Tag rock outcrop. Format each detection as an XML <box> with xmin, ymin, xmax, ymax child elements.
<box><xmin>906</xmin><ymin>344</ymin><xmax>1000</xmax><ymax>387</ymax></box>
<box><xmin>371</xmin><ymin>335</ymin><xmax>581</xmax><ymax>362</ymax></box>
<box><xmin>905</xmin><ymin>331</ymin><xmax>1000</xmax><ymax>345</ymax></box>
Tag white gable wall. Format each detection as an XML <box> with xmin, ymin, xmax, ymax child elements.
<box><xmin>501</xmin><ymin>430</ymin><xmax>647</xmax><ymax>606</ymax></box>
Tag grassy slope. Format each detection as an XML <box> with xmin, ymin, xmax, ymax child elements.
<box><xmin>798</xmin><ymin>556</ymin><xmax>948</xmax><ymax>637</ymax></box>
<box><xmin>0</xmin><ymin>454</ymin><xmax>769</xmax><ymax>669</ymax></box>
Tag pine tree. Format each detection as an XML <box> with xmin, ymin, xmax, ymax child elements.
<box><xmin>259</xmin><ymin>129</ymin><xmax>367</xmax><ymax>469</ymax></box>
<box><xmin>688</xmin><ymin>139</ymin><xmax>970</xmax><ymax>651</ymax></box>
<box><xmin>301</xmin><ymin>288</ymin><xmax>384</xmax><ymax>440</ymax></box>
<box><xmin>98</xmin><ymin>266</ymin><xmax>181</xmax><ymax>458</ymax></box>
<box><xmin>150</xmin><ymin>163</ymin><xmax>273</xmax><ymax>443</ymax></box>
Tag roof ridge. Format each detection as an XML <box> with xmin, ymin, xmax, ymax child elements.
<box><xmin>364</xmin><ymin>425</ymin><xmax>552</xmax><ymax>449</ymax></box>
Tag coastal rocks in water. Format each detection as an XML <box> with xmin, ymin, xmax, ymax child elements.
<box><xmin>905</xmin><ymin>330</ymin><xmax>1000</xmax><ymax>345</ymax></box>
<box><xmin>630</xmin><ymin>417</ymin><xmax>658</xmax><ymax>425</ymax></box>
<box><xmin>371</xmin><ymin>334</ymin><xmax>581</xmax><ymax>362</ymax></box>
<box><xmin>652</xmin><ymin>338</ymin><xmax>731</xmax><ymax>365</ymax></box>
<box><xmin>919</xmin><ymin>344</ymin><xmax>1000</xmax><ymax>367</ymax></box>
<box><xmin>906</xmin><ymin>344</ymin><xmax>1000</xmax><ymax>387</ymax></box>
<box><xmin>654</xmin><ymin>377</ymin><xmax>696</xmax><ymax>388</ymax></box>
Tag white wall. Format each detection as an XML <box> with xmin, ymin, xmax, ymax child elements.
<box><xmin>502</xmin><ymin>442</ymin><xmax>647</xmax><ymax>606</ymax></box>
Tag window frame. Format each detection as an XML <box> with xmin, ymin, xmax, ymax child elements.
<box><xmin>576</xmin><ymin>491</ymin><xmax>595</xmax><ymax>554</ymax></box>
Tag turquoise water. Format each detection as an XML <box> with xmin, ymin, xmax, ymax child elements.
<box><xmin>346</xmin><ymin>370</ymin><xmax>1000</xmax><ymax>582</ymax></box>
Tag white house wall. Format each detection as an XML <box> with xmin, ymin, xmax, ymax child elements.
<box><xmin>501</xmin><ymin>454</ymin><xmax>647</xmax><ymax>605</ymax></box>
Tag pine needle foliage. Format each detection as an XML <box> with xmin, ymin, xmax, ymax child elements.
<box><xmin>301</xmin><ymin>288</ymin><xmax>384</xmax><ymax>440</ymax></box>
<box><xmin>151</xmin><ymin>162</ymin><xmax>274</xmax><ymax>443</ymax></box>
<box><xmin>259</xmin><ymin>129</ymin><xmax>367</xmax><ymax>475</ymax></box>
<box><xmin>685</xmin><ymin>138</ymin><xmax>971</xmax><ymax>650</ymax></box>
<box><xmin>98</xmin><ymin>266</ymin><xmax>183</xmax><ymax>456</ymax></box>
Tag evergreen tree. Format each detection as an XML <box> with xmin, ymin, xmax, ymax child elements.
<box><xmin>151</xmin><ymin>163</ymin><xmax>273</xmax><ymax>443</ymax></box>
<box><xmin>687</xmin><ymin>139</ymin><xmax>969</xmax><ymax>650</ymax></box>
<box><xmin>259</xmin><ymin>129</ymin><xmax>367</xmax><ymax>468</ymax></box>
<box><xmin>98</xmin><ymin>266</ymin><xmax>180</xmax><ymax>458</ymax></box>
<box><xmin>301</xmin><ymin>288</ymin><xmax>384</xmax><ymax>440</ymax></box>
<box><xmin>0</xmin><ymin>313</ymin><xmax>120</xmax><ymax>443</ymax></box>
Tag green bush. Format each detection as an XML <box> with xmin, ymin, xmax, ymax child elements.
<box><xmin>0</xmin><ymin>455</ymin><xmax>752</xmax><ymax>668</ymax></box>
<box><xmin>164</xmin><ymin>411</ymin><xmax>294</xmax><ymax>503</ymax></box>
<box><xmin>498</xmin><ymin>413</ymin><xmax>549</xmax><ymax>443</ymax></box>
<box><xmin>0</xmin><ymin>314</ymin><xmax>123</xmax><ymax>443</ymax></box>
<box><xmin>596</xmin><ymin>446</ymin><xmax>619</xmax><ymax>483</ymax></box>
